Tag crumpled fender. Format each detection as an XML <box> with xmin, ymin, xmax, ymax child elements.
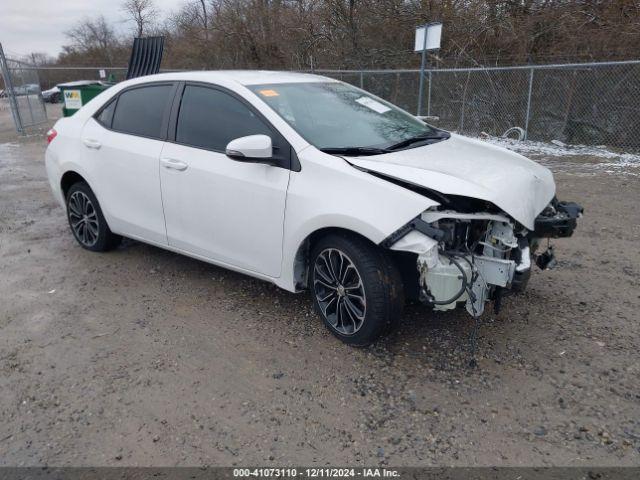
<box><xmin>276</xmin><ymin>153</ymin><xmax>438</xmax><ymax>291</ymax></box>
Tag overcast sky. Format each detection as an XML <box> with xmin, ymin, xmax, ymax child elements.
<box><xmin>0</xmin><ymin>0</ymin><xmax>184</xmax><ymax>59</ymax></box>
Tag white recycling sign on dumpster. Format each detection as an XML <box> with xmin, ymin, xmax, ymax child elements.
<box><xmin>63</xmin><ymin>90</ymin><xmax>82</xmax><ymax>109</ymax></box>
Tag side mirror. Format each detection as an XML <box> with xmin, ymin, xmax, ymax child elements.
<box><xmin>225</xmin><ymin>134</ymin><xmax>273</xmax><ymax>162</ymax></box>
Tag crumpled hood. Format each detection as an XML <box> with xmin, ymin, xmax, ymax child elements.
<box><xmin>345</xmin><ymin>134</ymin><xmax>555</xmax><ymax>230</ymax></box>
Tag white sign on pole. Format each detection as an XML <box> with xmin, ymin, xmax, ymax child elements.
<box><xmin>99</xmin><ymin>69</ymin><xmax>106</xmax><ymax>79</ymax></box>
<box><xmin>414</xmin><ymin>22</ymin><xmax>442</xmax><ymax>52</ymax></box>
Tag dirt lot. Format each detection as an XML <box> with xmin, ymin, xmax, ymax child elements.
<box><xmin>1</xmin><ymin>107</ymin><xmax>639</xmax><ymax>466</ymax></box>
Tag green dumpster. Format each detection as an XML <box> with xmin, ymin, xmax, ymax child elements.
<box><xmin>59</xmin><ymin>81</ymin><xmax>113</xmax><ymax>117</ymax></box>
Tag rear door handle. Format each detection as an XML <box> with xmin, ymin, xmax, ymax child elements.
<box><xmin>161</xmin><ymin>158</ymin><xmax>188</xmax><ymax>171</ymax></box>
<box><xmin>83</xmin><ymin>138</ymin><xmax>102</xmax><ymax>149</ymax></box>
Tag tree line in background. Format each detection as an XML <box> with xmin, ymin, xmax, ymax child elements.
<box><xmin>28</xmin><ymin>0</ymin><xmax>640</xmax><ymax>70</ymax></box>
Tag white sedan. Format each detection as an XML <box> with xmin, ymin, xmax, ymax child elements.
<box><xmin>45</xmin><ymin>71</ymin><xmax>582</xmax><ymax>345</ymax></box>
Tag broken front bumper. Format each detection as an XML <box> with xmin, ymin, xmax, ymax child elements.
<box><xmin>387</xmin><ymin>198</ymin><xmax>583</xmax><ymax>318</ymax></box>
<box><xmin>532</xmin><ymin>200</ymin><xmax>584</xmax><ymax>238</ymax></box>
<box><xmin>530</xmin><ymin>199</ymin><xmax>583</xmax><ymax>269</ymax></box>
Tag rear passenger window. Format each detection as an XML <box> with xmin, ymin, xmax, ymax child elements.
<box><xmin>112</xmin><ymin>84</ymin><xmax>173</xmax><ymax>139</ymax></box>
<box><xmin>96</xmin><ymin>99</ymin><xmax>116</xmax><ymax>128</ymax></box>
<box><xmin>176</xmin><ymin>85</ymin><xmax>271</xmax><ymax>151</ymax></box>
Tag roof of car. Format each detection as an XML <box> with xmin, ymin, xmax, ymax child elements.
<box><xmin>57</xmin><ymin>80</ymin><xmax>112</xmax><ymax>88</ymax></box>
<box><xmin>127</xmin><ymin>70</ymin><xmax>336</xmax><ymax>86</ymax></box>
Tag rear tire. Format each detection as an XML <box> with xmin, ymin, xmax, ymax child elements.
<box><xmin>66</xmin><ymin>182</ymin><xmax>121</xmax><ymax>252</ymax></box>
<box><xmin>309</xmin><ymin>233</ymin><xmax>404</xmax><ymax>346</ymax></box>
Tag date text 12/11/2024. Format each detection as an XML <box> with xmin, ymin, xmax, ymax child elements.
<box><xmin>233</xmin><ymin>468</ymin><xmax>400</xmax><ymax>478</ymax></box>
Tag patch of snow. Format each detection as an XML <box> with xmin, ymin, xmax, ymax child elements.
<box><xmin>480</xmin><ymin>136</ymin><xmax>640</xmax><ymax>176</ymax></box>
<box><xmin>0</xmin><ymin>142</ymin><xmax>20</xmax><ymax>158</ymax></box>
<box><xmin>484</xmin><ymin>137</ymin><xmax>640</xmax><ymax>161</ymax></box>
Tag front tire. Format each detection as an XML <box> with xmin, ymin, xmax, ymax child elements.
<box><xmin>66</xmin><ymin>182</ymin><xmax>121</xmax><ymax>252</ymax></box>
<box><xmin>309</xmin><ymin>233</ymin><xmax>404</xmax><ymax>346</ymax></box>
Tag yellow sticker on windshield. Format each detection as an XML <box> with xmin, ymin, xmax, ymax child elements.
<box><xmin>259</xmin><ymin>89</ymin><xmax>280</xmax><ymax>97</ymax></box>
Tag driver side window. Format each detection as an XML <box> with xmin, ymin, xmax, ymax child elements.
<box><xmin>176</xmin><ymin>85</ymin><xmax>271</xmax><ymax>151</ymax></box>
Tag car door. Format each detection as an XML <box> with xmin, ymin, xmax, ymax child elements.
<box><xmin>81</xmin><ymin>82</ymin><xmax>176</xmax><ymax>245</ymax></box>
<box><xmin>159</xmin><ymin>83</ymin><xmax>291</xmax><ymax>277</ymax></box>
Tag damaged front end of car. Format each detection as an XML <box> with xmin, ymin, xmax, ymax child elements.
<box><xmin>382</xmin><ymin>196</ymin><xmax>583</xmax><ymax>317</ymax></box>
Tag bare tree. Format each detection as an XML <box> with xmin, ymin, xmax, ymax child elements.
<box><xmin>64</xmin><ymin>15</ymin><xmax>120</xmax><ymax>65</ymax></box>
<box><xmin>200</xmin><ymin>0</ymin><xmax>209</xmax><ymax>39</ymax></box>
<box><xmin>121</xmin><ymin>0</ymin><xmax>158</xmax><ymax>37</ymax></box>
<box><xmin>58</xmin><ymin>1</ymin><xmax>640</xmax><ymax>70</ymax></box>
<box><xmin>28</xmin><ymin>52</ymin><xmax>55</xmax><ymax>66</ymax></box>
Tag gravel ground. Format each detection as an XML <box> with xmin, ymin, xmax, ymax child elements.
<box><xmin>0</xmin><ymin>107</ymin><xmax>639</xmax><ymax>466</ymax></box>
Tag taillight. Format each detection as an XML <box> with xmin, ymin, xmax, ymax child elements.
<box><xmin>46</xmin><ymin>128</ymin><xmax>57</xmax><ymax>144</ymax></box>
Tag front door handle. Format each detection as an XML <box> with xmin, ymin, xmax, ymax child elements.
<box><xmin>161</xmin><ymin>158</ymin><xmax>188</xmax><ymax>171</ymax></box>
<box><xmin>83</xmin><ymin>138</ymin><xmax>102</xmax><ymax>149</ymax></box>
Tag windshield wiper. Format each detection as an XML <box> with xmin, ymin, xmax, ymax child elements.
<box><xmin>386</xmin><ymin>132</ymin><xmax>450</xmax><ymax>151</ymax></box>
<box><xmin>319</xmin><ymin>132</ymin><xmax>450</xmax><ymax>156</ymax></box>
<box><xmin>320</xmin><ymin>146</ymin><xmax>390</xmax><ymax>156</ymax></box>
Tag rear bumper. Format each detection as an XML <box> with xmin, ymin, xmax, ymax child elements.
<box><xmin>45</xmin><ymin>147</ymin><xmax>65</xmax><ymax>208</ymax></box>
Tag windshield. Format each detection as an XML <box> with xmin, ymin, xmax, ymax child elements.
<box><xmin>248</xmin><ymin>82</ymin><xmax>444</xmax><ymax>151</ymax></box>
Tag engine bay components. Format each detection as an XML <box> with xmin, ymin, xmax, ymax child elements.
<box><xmin>416</xmin><ymin>217</ymin><xmax>518</xmax><ymax>316</ymax></box>
<box><xmin>385</xmin><ymin>196</ymin><xmax>582</xmax><ymax>319</ymax></box>
<box><xmin>418</xmin><ymin>253</ymin><xmax>472</xmax><ymax>310</ymax></box>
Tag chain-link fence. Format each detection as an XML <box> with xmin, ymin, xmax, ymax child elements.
<box><xmin>316</xmin><ymin>60</ymin><xmax>640</xmax><ymax>150</ymax></box>
<box><xmin>2</xmin><ymin>58</ymin><xmax>638</xmax><ymax>149</ymax></box>
<box><xmin>0</xmin><ymin>44</ymin><xmax>49</xmax><ymax>134</ymax></box>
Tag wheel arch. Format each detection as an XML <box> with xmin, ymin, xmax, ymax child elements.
<box><xmin>60</xmin><ymin>170</ymin><xmax>88</xmax><ymax>199</ymax></box>
<box><xmin>59</xmin><ymin>170</ymin><xmax>115</xmax><ymax>233</ymax></box>
<box><xmin>289</xmin><ymin>226</ymin><xmax>382</xmax><ymax>292</ymax></box>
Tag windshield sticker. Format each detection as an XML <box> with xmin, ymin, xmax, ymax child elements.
<box><xmin>355</xmin><ymin>96</ymin><xmax>391</xmax><ymax>114</ymax></box>
<box><xmin>258</xmin><ymin>89</ymin><xmax>280</xmax><ymax>97</ymax></box>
